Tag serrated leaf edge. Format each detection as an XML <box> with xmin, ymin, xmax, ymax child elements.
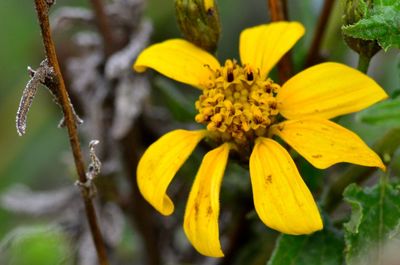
<box><xmin>343</xmin><ymin>184</ymin><xmax>364</xmax><ymax>234</ymax></box>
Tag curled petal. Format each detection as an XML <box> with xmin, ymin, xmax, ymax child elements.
<box><xmin>250</xmin><ymin>137</ymin><xmax>323</xmax><ymax>234</ymax></box>
<box><xmin>272</xmin><ymin>118</ymin><xmax>385</xmax><ymax>170</ymax></box>
<box><xmin>240</xmin><ymin>22</ymin><xmax>305</xmax><ymax>78</ymax></box>
<box><xmin>134</xmin><ymin>39</ymin><xmax>220</xmax><ymax>89</ymax></box>
<box><xmin>137</xmin><ymin>129</ymin><xmax>206</xmax><ymax>215</ymax></box>
<box><xmin>184</xmin><ymin>143</ymin><xmax>230</xmax><ymax>257</ymax></box>
<box><xmin>277</xmin><ymin>62</ymin><xmax>388</xmax><ymax>120</ymax></box>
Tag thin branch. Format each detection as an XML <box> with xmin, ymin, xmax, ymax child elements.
<box><xmin>323</xmin><ymin>128</ymin><xmax>400</xmax><ymax>212</ymax></box>
<box><xmin>89</xmin><ymin>0</ymin><xmax>116</xmax><ymax>57</ymax></box>
<box><xmin>267</xmin><ymin>0</ymin><xmax>287</xmax><ymax>21</ymax></box>
<box><xmin>305</xmin><ymin>0</ymin><xmax>336</xmax><ymax>66</ymax></box>
<box><xmin>267</xmin><ymin>0</ymin><xmax>292</xmax><ymax>82</ymax></box>
<box><xmin>33</xmin><ymin>1</ymin><xmax>110</xmax><ymax>265</ymax></box>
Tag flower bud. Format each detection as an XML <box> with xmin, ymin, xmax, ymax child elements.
<box><xmin>342</xmin><ymin>0</ymin><xmax>380</xmax><ymax>59</ymax></box>
<box><xmin>174</xmin><ymin>0</ymin><xmax>221</xmax><ymax>53</ymax></box>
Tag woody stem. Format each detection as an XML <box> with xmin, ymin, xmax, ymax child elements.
<box><xmin>33</xmin><ymin>1</ymin><xmax>110</xmax><ymax>264</ymax></box>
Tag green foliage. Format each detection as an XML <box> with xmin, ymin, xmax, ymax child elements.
<box><xmin>1</xmin><ymin>226</ymin><xmax>72</xmax><ymax>265</ymax></box>
<box><xmin>267</xmin><ymin>225</ymin><xmax>344</xmax><ymax>265</ymax></box>
<box><xmin>357</xmin><ymin>98</ymin><xmax>400</xmax><ymax>126</ymax></box>
<box><xmin>342</xmin><ymin>0</ymin><xmax>400</xmax><ymax>51</ymax></box>
<box><xmin>343</xmin><ymin>181</ymin><xmax>400</xmax><ymax>265</ymax></box>
<box><xmin>155</xmin><ymin>77</ymin><xmax>197</xmax><ymax>122</ymax></box>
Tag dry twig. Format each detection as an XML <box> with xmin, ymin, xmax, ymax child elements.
<box><xmin>16</xmin><ymin>60</ymin><xmax>53</xmax><ymax>136</ymax></box>
<box><xmin>33</xmin><ymin>1</ymin><xmax>110</xmax><ymax>264</ymax></box>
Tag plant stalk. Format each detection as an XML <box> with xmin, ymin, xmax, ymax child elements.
<box><xmin>357</xmin><ymin>54</ymin><xmax>371</xmax><ymax>73</ymax></box>
<box><xmin>305</xmin><ymin>0</ymin><xmax>336</xmax><ymax>66</ymax></box>
<box><xmin>33</xmin><ymin>1</ymin><xmax>110</xmax><ymax>264</ymax></box>
<box><xmin>267</xmin><ymin>0</ymin><xmax>292</xmax><ymax>83</ymax></box>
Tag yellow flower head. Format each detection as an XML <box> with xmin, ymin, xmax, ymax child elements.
<box><xmin>133</xmin><ymin>22</ymin><xmax>387</xmax><ymax>257</ymax></box>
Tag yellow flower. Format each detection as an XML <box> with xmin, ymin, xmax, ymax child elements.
<box><xmin>133</xmin><ymin>22</ymin><xmax>387</xmax><ymax>257</ymax></box>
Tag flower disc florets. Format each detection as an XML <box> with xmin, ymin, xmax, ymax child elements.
<box><xmin>195</xmin><ymin>59</ymin><xmax>280</xmax><ymax>146</ymax></box>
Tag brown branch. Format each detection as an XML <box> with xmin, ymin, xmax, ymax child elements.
<box><xmin>89</xmin><ymin>0</ymin><xmax>116</xmax><ymax>57</ymax></box>
<box><xmin>33</xmin><ymin>1</ymin><xmax>110</xmax><ymax>265</ymax></box>
<box><xmin>267</xmin><ymin>0</ymin><xmax>287</xmax><ymax>21</ymax></box>
<box><xmin>267</xmin><ymin>0</ymin><xmax>292</xmax><ymax>82</ymax></box>
<box><xmin>305</xmin><ymin>0</ymin><xmax>336</xmax><ymax>67</ymax></box>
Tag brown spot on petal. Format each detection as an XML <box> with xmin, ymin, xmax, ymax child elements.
<box><xmin>312</xmin><ymin>154</ymin><xmax>322</xmax><ymax>159</ymax></box>
<box><xmin>194</xmin><ymin>202</ymin><xmax>200</xmax><ymax>216</ymax></box>
<box><xmin>207</xmin><ymin>206</ymin><xmax>213</xmax><ymax>216</ymax></box>
<box><xmin>265</xmin><ymin>174</ymin><xmax>272</xmax><ymax>184</ymax></box>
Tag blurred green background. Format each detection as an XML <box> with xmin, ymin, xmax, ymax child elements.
<box><xmin>0</xmin><ymin>0</ymin><xmax>398</xmax><ymax>263</ymax></box>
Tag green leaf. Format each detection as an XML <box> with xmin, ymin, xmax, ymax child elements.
<box><xmin>356</xmin><ymin>98</ymin><xmax>400</xmax><ymax>127</ymax></box>
<box><xmin>342</xmin><ymin>2</ymin><xmax>400</xmax><ymax>51</ymax></box>
<box><xmin>154</xmin><ymin>77</ymin><xmax>197</xmax><ymax>122</ymax></box>
<box><xmin>343</xmin><ymin>181</ymin><xmax>400</xmax><ymax>265</ymax></box>
<box><xmin>0</xmin><ymin>226</ymin><xmax>72</xmax><ymax>265</ymax></box>
<box><xmin>267</xmin><ymin>225</ymin><xmax>344</xmax><ymax>265</ymax></box>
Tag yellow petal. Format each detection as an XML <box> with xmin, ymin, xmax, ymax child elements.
<box><xmin>277</xmin><ymin>62</ymin><xmax>388</xmax><ymax>120</ymax></box>
<box><xmin>184</xmin><ymin>143</ymin><xmax>230</xmax><ymax>257</ymax></box>
<box><xmin>239</xmin><ymin>22</ymin><xmax>305</xmax><ymax>78</ymax></box>
<box><xmin>133</xmin><ymin>39</ymin><xmax>220</xmax><ymax>89</ymax></box>
<box><xmin>137</xmin><ymin>129</ymin><xmax>206</xmax><ymax>216</ymax></box>
<box><xmin>272</xmin><ymin>118</ymin><xmax>385</xmax><ymax>170</ymax></box>
<box><xmin>249</xmin><ymin>137</ymin><xmax>322</xmax><ymax>235</ymax></box>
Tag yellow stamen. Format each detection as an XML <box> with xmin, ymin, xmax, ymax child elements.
<box><xmin>196</xmin><ymin>60</ymin><xmax>280</xmax><ymax>146</ymax></box>
<box><xmin>203</xmin><ymin>0</ymin><xmax>214</xmax><ymax>12</ymax></box>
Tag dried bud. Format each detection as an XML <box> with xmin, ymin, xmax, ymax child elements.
<box><xmin>174</xmin><ymin>0</ymin><xmax>221</xmax><ymax>53</ymax></box>
<box><xmin>342</xmin><ymin>0</ymin><xmax>380</xmax><ymax>59</ymax></box>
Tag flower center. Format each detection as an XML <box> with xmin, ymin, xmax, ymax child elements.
<box><xmin>195</xmin><ymin>59</ymin><xmax>280</xmax><ymax>146</ymax></box>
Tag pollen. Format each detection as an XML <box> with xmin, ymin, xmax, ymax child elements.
<box><xmin>195</xmin><ymin>59</ymin><xmax>280</xmax><ymax>146</ymax></box>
